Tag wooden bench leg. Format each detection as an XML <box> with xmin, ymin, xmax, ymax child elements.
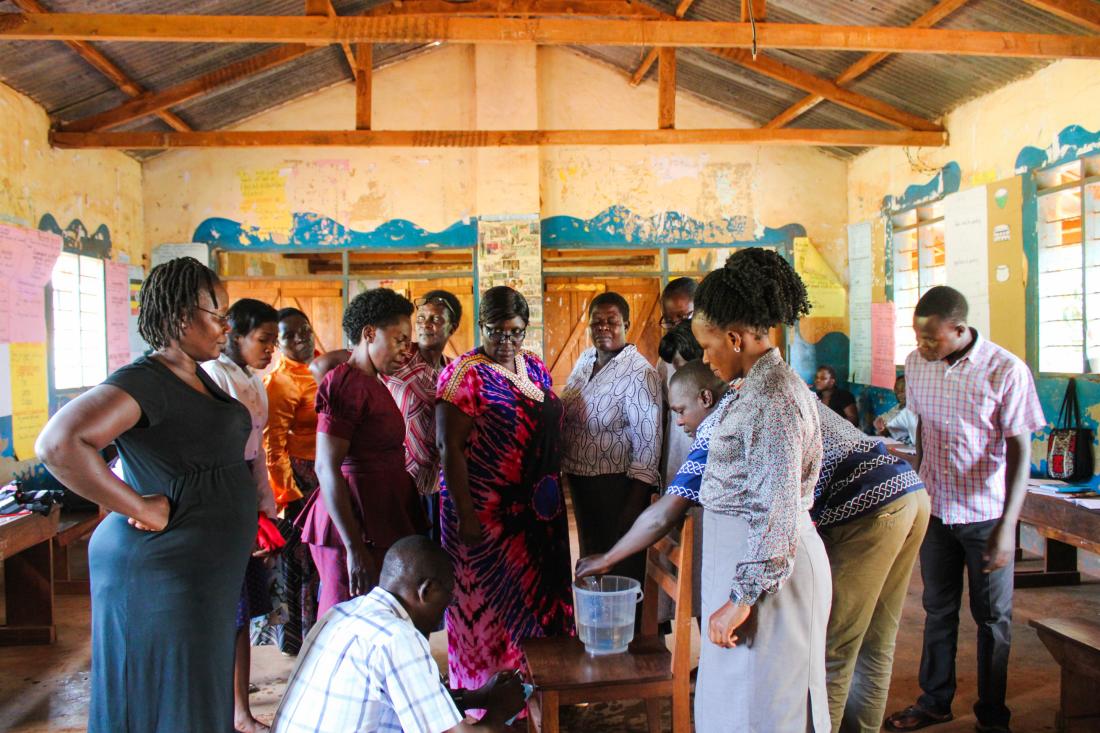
<box><xmin>1015</xmin><ymin>538</ymin><xmax>1081</xmax><ymax>588</ymax></box>
<box><xmin>541</xmin><ymin>691</ymin><xmax>560</xmax><ymax>733</ymax></box>
<box><xmin>0</xmin><ymin>538</ymin><xmax>56</xmax><ymax>645</ymax></box>
<box><xmin>644</xmin><ymin>696</ymin><xmax>662</xmax><ymax>733</ymax></box>
<box><xmin>1057</xmin><ymin>666</ymin><xmax>1100</xmax><ymax>732</ymax></box>
<box><xmin>672</xmin><ymin>680</ymin><xmax>692</xmax><ymax>733</ymax></box>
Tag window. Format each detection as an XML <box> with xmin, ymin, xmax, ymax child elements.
<box><xmin>891</xmin><ymin>201</ymin><xmax>945</xmax><ymax>364</ymax></box>
<box><xmin>1036</xmin><ymin>154</ymin><xmax>1100</xmax><ymax>373</ymax></box>
<box><xmin>50</xmin><ymin>252</ymin><xmax>107</xmax><ymax>390</ymax></box>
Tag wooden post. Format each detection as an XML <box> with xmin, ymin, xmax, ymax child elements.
<box><xmin>657</xmin><ymin>47</ymin><xmax>675</xmax><ymax>129</ymax></box>
<box><xmin>356</xmin><ymin>44</ymin><xmax>372</xmax><ymax>130</ymax></box>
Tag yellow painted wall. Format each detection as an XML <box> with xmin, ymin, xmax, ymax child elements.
<box><xmin>0</xmin><ymin>82</ymin><xmax>144</xmax><ymax>264</ymax></box>
<box><xmin>142</xmin><ymin>45</ymin><xmax>850</xmax><ymax>273</ymax></box>
<box><xmin>848</xmin><ymin>60</ymin><xmax>1100</xmax><ymax>223</ymax></box>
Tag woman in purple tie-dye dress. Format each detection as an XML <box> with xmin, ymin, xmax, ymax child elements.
<box><xmin>436</xmin><ymin>286</ymin><xmax>574</xmax><ymax>690</ymax></box>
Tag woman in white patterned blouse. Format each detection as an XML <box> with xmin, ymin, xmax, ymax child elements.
<box><xmin>560</xmin><ymin>291</ymin><xmax>663</xmax><ymax>588</ymax></box>
<box><xmin>690</xmin><ymin>248</ymin><xmax>832</xmax><ymax>733</ymax></box>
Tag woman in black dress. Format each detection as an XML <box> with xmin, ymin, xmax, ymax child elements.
<box><xmin>36</xmin><ymin>257</ymin><xmax>255</xmax><ymax>733</ymax></box>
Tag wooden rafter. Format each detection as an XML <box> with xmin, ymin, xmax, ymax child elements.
<box><xmin>657</xmin><ymin>47</ymin><xmax>675</xmax><ymax>129</ymax></box>
<box><xmin>710</xmin><ymin>48</ymin><xmax>942</xmax><ymax>131</ymax></box>
<box><xmin>49</xmin><ymin>128</ymin><xmax>948</xmax><ymax>148</ymax></box>
<box><xmin>2</xmin><ymin>15</ymin><xmax>1099</xmax><ymax>59</ymax></box>
<box><xmin>367</xmin><ymin>0</ymin><xmax>665</xmax><ymax>17</ymax></box>
<box><xmin>355</xmin><ymin>44</ymin><xmax>372</xmax><ymax>130</ymax></box>
<box><xmin>1020</xmin><ymin>0</ymin><xmax>1100</xmax><ymax>34</ymax></box>
<box><xmin>8</xmin><ymin>0</ymin><xmax>189</xmax><ymax>132</ymax></box>
<box><xmin>311</xmin><ymin>0</ymin><xmax>359</xmax><ymax>81</ymax></box>
<box><xmin>60</xmin><ymin>44</ymin><xmax>312</xmax><ymax>132</ymax></box>
<box><xmin>628</xmin><ymin>0</ymin><xmax>695</xmax><ymax>86</ymax></box>
<box><xmin>765</xmin><ymin>0</ymin><xmax>971</xmax><ymax>129</ymax></box>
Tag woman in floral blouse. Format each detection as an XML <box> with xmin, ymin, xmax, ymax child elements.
<box><xmin>690</xmin><ymin>248</ymin><xmax>832</xmax><ymax>733</ymax></box>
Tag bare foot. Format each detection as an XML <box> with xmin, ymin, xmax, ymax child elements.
<box><xmin>235</xmin><ymin>714</ymin><xmax>270</xmax><ymax>733</ymax></box>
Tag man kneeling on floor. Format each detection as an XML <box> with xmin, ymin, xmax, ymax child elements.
<box><xmin>272</xmin><ymin>535</ymin><xmax>525</xmax><ymax>732</ymax></box>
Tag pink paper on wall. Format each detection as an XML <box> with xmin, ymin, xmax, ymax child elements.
<box><xmin>105</xmin><ymin>261</ymin><xmax>130</xmax><ymax>371</ymax></box>
<box><xmin>870</xmin><ymin>302</ymin><xmax>897</xmax><ymax>389</ymax></box>
<box><xmin>10</xmin><ymin>282</ymin><xmax>46</xmax><ymax>343</ymax></box>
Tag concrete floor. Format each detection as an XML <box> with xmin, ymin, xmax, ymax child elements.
<box><xmin>0</xmin><ymin>546</ymin><xmax>1096</xmax><ymax>732</ymax></box>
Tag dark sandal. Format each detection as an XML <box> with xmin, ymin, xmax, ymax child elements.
<box><xmin>884</xmin><ymin>705</ymin><xmax>954</xmax><ymax>731</ymax></box>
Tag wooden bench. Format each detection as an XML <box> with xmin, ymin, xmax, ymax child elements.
<box><xmin>52</xmin><ymin>507</ymin><xmax>106</xmax><ymax>595</ymax></box>
<box><xmin>0</xmin><ymin>505</ymin><xmax>60</xmax><ymax>645</ymax></box>
<box><xmin>1030</xmin><ymin>617</ymin><xmax>1100</xmax><ymax>733</ymax></box>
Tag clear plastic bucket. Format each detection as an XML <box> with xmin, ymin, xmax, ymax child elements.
<box><xmin>573</xmin><ymin>575</ymin><xmax>644</xmax><ymax>655</ymax></box>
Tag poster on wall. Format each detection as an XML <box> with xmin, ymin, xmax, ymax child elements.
<box><xmin>106</xmin><ymin>261</ymin><xmax>131</xmax><ymax>372</ymax></box>
<box><xmin>478</xmin><ymin>216</ymin><xmax>543</xmax><ymax>357</ymax></box>
<box><xmin>944</xmin><ymin>185</ymin><xmax>991</xmax><ymax>337</ymax></box>
<box><xmin>986</xmin><ymin>177</ymin><xmax>1026</xmax><ymax>360</ymax></box>
<box><xmin>870</xmin><ymin>303</ymin><xmax>897</xmax><ymax>389</ymax></box>
<box><xmin>128</xmin><ymin>265</ymin><xmax>148</xmax><ymax>360</ymax></box>
<box><xmin>847</xmin><ymin>222</ymin><xmax>873</xmax><ymax>385</ymax></box>
<box><xmin>794</xmin><ymin>237</ymin><xmax>846</xmax><ymax>319</ymax></box>
<box><xmin>151</xmin><ymin>242</ymin><xmax>211</xmax><ymax>268</ymax></box>
<box><xmin>0</xmin><ymin>224</ymin><xmax>61</xmax><ymax>344</ymax></box>
<box><xmin>10</xmin><ymin>342</ymin><xmax>48</xmax><ymax>460</ymax></box>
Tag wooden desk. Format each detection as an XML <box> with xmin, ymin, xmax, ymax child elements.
<box><xmin>53</xmin><ymin>507</ymin><xmax>106</xmax><ymax>595</ymax></box>
<box><xmin>0</xmin><ymin>505</ymin><xmax>59</xmax><ymax>645</ymax></box>
<box><xmin>1016</xmin><ymin>491</ymin><xmax>1100</xmax><ymax>588</ymax></box>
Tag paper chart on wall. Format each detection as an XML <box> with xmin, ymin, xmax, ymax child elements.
<box><xmin>847</xmin><ymin>222</ymin><xmax>873</xmax><ymax>385</ymax></box>
<box><xmin>870</xmin><ymin>302</ymin><xmax>897</xmax><ymax>389</ymax></box>
<box><xmin>10</xmin><ymin>342</ymin><xmax>48</xmax><ymax>460</ymax></box>
<box><xmin>106</xmin><ymin>261</ymin><xmax>131</xmax><ymax>372</ymax></box>
<box><xmin>944</xmin><ymin>186</ymin><xmax>990</xmax><ymax>336</ymax></box>
<box><xmin>128</xmin><ymin>265</ymin><xmax>148</xmax><ymax>361</ymax></box>
<box><xmin>0</xmin><ymin>225</ymin><xmax>61</xmax><ymax>345</ymax></box>
<box><xmin>151</xmin><ymin>242</ymin><xmax>211</xmax><ymax>268</ymax></box>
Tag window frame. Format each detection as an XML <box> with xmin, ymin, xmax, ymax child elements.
<box><xmin>47</xmin><ymin>250</ymin><xmax>109</xmax><ymax>399</ymax></box>
<box><xmin>889</xmin><ymin>199</ymin><xmax>946</xmax><ymax>366</ymax></box>
<box><xmin>1034</xmin><ymin>154</ymin><xmax>1100</xmax><ymax>377</ymax></box>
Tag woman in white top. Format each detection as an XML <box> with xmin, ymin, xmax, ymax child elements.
<box><xmin>202</xmin><ymin>298</ymin><xmax>279</xmax><ymax>733</ymax></box>
<box><xmin>560</xmin><ymin>291</ymin><xmax>662</xmax><ymax>587</ymax></box>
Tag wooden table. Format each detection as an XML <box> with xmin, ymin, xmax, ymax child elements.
<box><xmin>1029</xmin><ymin>617</ymin><xmax>1100</xmax><ymax>732</ymax></box>
<box><xmin>0</xmin><ymin>505</ymin><xmax>59</xmax><ymax>645</ymax></box>
<box><xmin>1016</xmin><ymin>491</ymin><xmax>1100</xmax><ymax>588</ymax></box>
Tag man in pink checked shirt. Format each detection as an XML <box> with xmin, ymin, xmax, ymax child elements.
<box><xmin>886</xmin><ymin>287</ymin><xmax>1045</xmax><ymax>733</ymax></box>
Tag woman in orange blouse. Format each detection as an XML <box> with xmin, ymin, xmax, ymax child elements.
<box><xmin>261</xmin><ymin>307</ymin><xmax>320</xmax><ymax>655</ymax></box>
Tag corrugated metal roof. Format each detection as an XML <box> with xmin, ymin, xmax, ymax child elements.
<box><xmin>0</xmin><ymin>0</ymin><xmax>1094</xmax><ymax>161</ymax></box>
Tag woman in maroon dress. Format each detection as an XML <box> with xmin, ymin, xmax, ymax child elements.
<box><xmin>296</xmin><ymin>288</ymin><xmax>428</xmax><ymax>615</ymax></box>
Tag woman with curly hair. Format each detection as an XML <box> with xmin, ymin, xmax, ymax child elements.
<box><xmin>296</xmin><ymin>288</ymin><xmax>428</xmax><ymax>615</ymax></box>
<box><xmin>35</xmin><ymin>257</ymin><xmax>254</xmax><ymax>732</ymax></box>
<box><xmin>690</xmin><ymin>247</ymin><xmax>832</xmax><ymax>732</ymax></box>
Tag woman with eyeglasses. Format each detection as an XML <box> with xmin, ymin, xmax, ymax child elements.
<box><xmin>436</xmin><ymin>286</ymin><xmax>574</xmax><ymax>692</ymax></box>
<box><xmin>35</xmin><ymin>257</ymin><xmax>255</xmax><ymax>732</ymax></box>
<box><xmin>560</xmin><ymin>291</ymin><xmax>663</xmax><ymax>589</ymax></box>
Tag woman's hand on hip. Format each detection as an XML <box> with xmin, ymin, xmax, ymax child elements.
<box><xmin>707</xmin><ymin>600</ymin><xmax>752</xmax><ymax>648</ymax></box>
<box><xmin>346</xmin><ymin>543</ymin><xmax>376</xmax><ymax>598</ymax></box>
<box><xmin>127</xmin><ymin>494</ymin><xmax>170</xmax><ymax>532</ymax></box>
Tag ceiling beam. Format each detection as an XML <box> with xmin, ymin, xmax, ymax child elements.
<box><xmin>711</xmin><ymin>48</ymin><xmax>943</xmax><ymax>131</ymax></box>
<box><xmin>1020</xmin><ymin>0</ymin><xmax>1100</xmax><ymax>34</ymax></box>
<box><xmin>59</xmin><ymin>44</ymin><xmax>313</xmax><ymax>132</ymax></box>
<box><xmin>740</xmin><ymin>0</ymin><xmax>765</xmax><ymax>22</ymax></box>
<box><xmin>356</xmin><ymin>44</ymin><xmax>372</xmax><ymax>130</ymax></box>
<box><xmin>49</xmin><ymin>128</ymin><xmax>948</xmax><ymax>149</ymax></box>
<box><xmin>657</xmin><ymin>47</ymin><xmax>675</xmax><ymax>129</ymax></box>
<box><xmin>7</xmin><ymin>0</ymin><xmax>190</xmax><ymax>131</ymax></box>
<box><xmin>313</xmin><ymin>0</ymin><xmax>359</xmax><ymax>81</ymax></box>
<box><xmin>765</xmin><ymin>0</ymin><xmax>971</xmax><ymax>129</ymax></box>
<box><xmin>3</xmin><ymin>14</ymin><xmax>1099</xmax><ymax>59</ymax></box>
<box><xmin>628</xmin><ymin>0</ymin><xmax>695</xmax><ymax>86</ymax></box>
<box><xmin>368</xmin><ymin>0</ymin><xmax>666</xmax><ymax>16</ymax></box>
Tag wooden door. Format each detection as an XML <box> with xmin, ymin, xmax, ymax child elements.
<box><xmin>225</xmin><ymin>280</ymin><xmax>344</xmax><ymax>355</ymax></box>
<box><xmin>543</xmin><ymin>276</ymin><xmax>661</xmax><ymax>388</ymax></box>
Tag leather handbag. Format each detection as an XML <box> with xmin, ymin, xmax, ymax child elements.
<box><xmin>1046</xmin><ymin>378</ymin><xmax>1093</xmax><ymax>482</ymax></box>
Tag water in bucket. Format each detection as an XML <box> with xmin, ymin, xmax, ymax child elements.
<box><xmin>573</xmin><ymin>575</ymin><xmax>644</xmax><ymax>655</ymax></box>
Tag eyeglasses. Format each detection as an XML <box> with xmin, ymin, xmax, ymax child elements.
<box><xmin>482</xmin><ymin>326</ymin><xmax>526</xmax><ymax>344</ymax></box>
<box><xmin>197</xmin><ymin>306</ymin><xmax>229</xmax><ymax>325</ymax></box>
<box><xmin>415</xmin><ymin>296</ymin><xmax>456</xmax><ymax>320</ymax></box>
<box><xmin>659</xmin><ymin>313</ymin><xmax>693</xmax><ymax>330</ymax></box>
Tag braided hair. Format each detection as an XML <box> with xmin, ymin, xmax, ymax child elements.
<box><xmin>694</xmin><ymin>248</ymin><xmax>811</xmax><ymax>331</ymax></box>
<box><xmin>137</xmin><ymin>256</ymin><xmax>221</xmax><ymax>350</ymax></box>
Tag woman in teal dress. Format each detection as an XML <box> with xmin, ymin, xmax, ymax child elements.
<box><xmin>36</xmin><ymin>257</ymin><xmax>255</xmax><ymax>733</ymax></box>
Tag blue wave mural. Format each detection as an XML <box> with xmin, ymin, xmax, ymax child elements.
<box><xmin>542</xmin><ymin>205</ymin><xmax>804</xmax><ymax>247</ymax></box>
<box><xmin>882</xmin><ymin>161</ymin><xmax>961</xmax><ymax>213</ymax></box>
<box><xmin>192</xmin><ymin>212</ymin><xmax>477</xmax><ymax>252</ymax></box>
<box><xmin>1016</xmin><ymin>124</ymin><xmax>1100</xmax><ymax>173</ymax></box>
